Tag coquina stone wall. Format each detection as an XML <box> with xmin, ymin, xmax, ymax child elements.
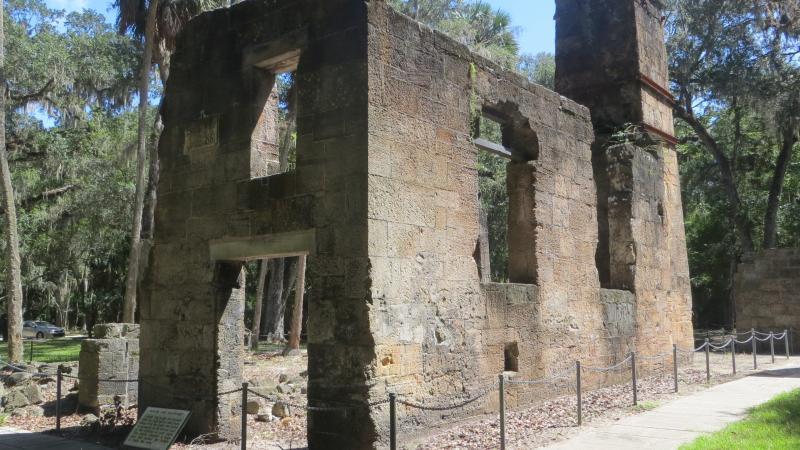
<box><xmin>78</xmin><ymin>323</ymin><xmax>139</xmax><ymax>411</ymax></box>
<box><xmin>735</xmin><ymin>249</ymin><xmax>800</xmax><ymax>353</ymax></box>
<box><xmin>139</xmin><ymin>0</ymin><xmax>694</xmax><ymax>448</ymax></box>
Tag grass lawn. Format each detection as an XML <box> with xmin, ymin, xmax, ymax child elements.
<box><xmin>0</xmin><ymin>337</ymin><xmax>83</xmax><ymax>364</ymax></box>
<box><xmin>681</xmin><ymin>388</ymin><xmax>800</xmax><ymax>450</ymax></box>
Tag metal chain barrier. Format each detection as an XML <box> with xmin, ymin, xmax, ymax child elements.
<box><xmin>582</xmin><ymin>355</ymin><xmax>633</xmax><ymax>373</ymax></box>
<box><xmin>395</xmin><ymin>381</ymin><xmax>499</xmax><ymax>412</ymax></box>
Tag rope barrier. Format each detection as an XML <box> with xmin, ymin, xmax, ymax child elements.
<box><xmin>754</xmin><ymin>335</ymin><xmax>773</xmax><ymax>342</ymax></box>
<box><xmin>734</xmin><ymin>336</ymin><xmax>754</xmax><ymax>345</ymax></box>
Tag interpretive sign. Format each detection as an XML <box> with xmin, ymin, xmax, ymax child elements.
<box><xmin>123</xmin><ymin>407</ymin><xmax>191</xmax><ymax>450</ymax></box>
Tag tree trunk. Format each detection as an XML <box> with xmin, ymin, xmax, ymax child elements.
<box><xmin>674</xmin><ymin>105</ymin><xmax>756</xmax><ymax>252</ymax></box>
<box><xmin>55</xmin><ymin>270</ymin><xmax>71</xmax><ymax>328</ymax></box>
<box><xmin>285</xmin><ymin>255</ymin><xmax>306</xmax><ymax>354</ymax></box>
<box><xmin>763</xmin><ymin>127</ymin><xmax>796</xmax><ymax>249</ymax></box>
<box><xmin>250</xmin><ymin>259</ymin><xmax>268</xmax><ymax>349</ymax></box>
<box><xmin>0</xmin><ymin>3</ymin><xmax>23</xmax><ymax>362</ymax></box>
<box><xmin>262</xmin><ymin>258</ymin><xmax>286</xmax><ymax>341</ymax></box>
<box><xmin>122</xmin><ymin>0</ymin><xmax>160</xmax><ymax>323</ymax></box>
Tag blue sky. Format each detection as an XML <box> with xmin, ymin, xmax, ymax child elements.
<box><xmin>43</xmin><ymin>0</ymin><xmax>557</xmax><ymax>55</ymax></box>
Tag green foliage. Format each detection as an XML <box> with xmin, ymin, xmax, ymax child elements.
<box><xmin>477</xmin><ymin>117</ymin><xmax>508</xmax><ymax>282</ymax></box>
<box><xmin>1</xmin><ymin>0</ymin><xmax>140</xmax><ymax>329</ymax></box>
<box><xmin>680</xmin><ymin>389</ymin><xmax>800</xmax><ymax>450</ymax></box>
<box><xmin>667</xmin><ymin>0</ymin><xmax>800</xmax><ymax>326</ymax></box>
<box><xmin>518</xmin><ymin>52</ymin><xmax>555</xmax><ymax>89</ymax></box>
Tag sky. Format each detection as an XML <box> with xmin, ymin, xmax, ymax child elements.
<box><xmin>43</xmin><ymin>0</ymin><xmax>557</xmax><ymax>55</ymax></box>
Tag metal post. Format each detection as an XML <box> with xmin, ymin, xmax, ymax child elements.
<box><xmin>786</xmin><ymin>330</ymin><xmax>791</xmax><ymax>360</ymax></box>
<box><xmin>241</xmin><ymin>382</ymin><xmax>248</xmax><ymax>450</ymax></box>
<box><xmin>770</xmin><ymin>332</ymin><xmax>775</xmax><ymax>364</ymax></box>
<box><xmin>752</xmin><ymin>328</ymin><xmax>757</xmax><ymax>370</ymax></box>
<box><xmin>731</xmin><ymin>339</ymin><xmax>737</xmax><ymax>375</ymax></box>
<box><xmin>576</xmin><ymin>361</ymin><xmax>582</xmax><ymax>426</ymax></box>
<box><xmin>673</xmin><ymin>344</ymin><xmax>678</xmax><ymax>393</ymax></box>
<box><xmin>389</xmin><ymin>393</ymin><xmax>397</xmax><ymax>450</ymax></box>
<box><xmin>499</xmin><ymin>374</ymin><xmax>506</xmax><ymax>450</ymax></box>
<box><xmin>56</xmin><ymin>366</ymin><xmax>62</xmax><ymax>433</ymax></box>
<box><xmin>705</xmin><ymin>338</ymin><xmax>710</xmax><ymax>383</ymax></box>
<box><xmin>631</xmin><ymin>352</ymin><xmax>637</xmax><ymax>406</ymax></box>
<box><xmin>29</xmin><ymin>341</ymin><xmax>33</xmax><ymax>364</ymax></box>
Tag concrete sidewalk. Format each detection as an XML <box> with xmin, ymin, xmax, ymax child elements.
<box><xmin>544</xmin><ymin>360</ymin><xmax>800</xmax><ymax>450</ymax></box>
<box><xmin>0</xmin><ymin>427</ymin><xmax>111</xmax><ymax>450</ymax></box>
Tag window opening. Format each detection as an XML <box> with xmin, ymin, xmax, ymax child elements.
<box><xmin>251</xmin><ymin>64</ymin><xmax>298</xmax><ymax>178</ymax></box>
<box><xmin>473</xmin><ymin>104</ymin><xmax>539</xmax><ymax>285</ymax></box>
<box><xmin>504</xmin><ymin>342</ymin><xmax>519</xmax><ymax>373</ymax></box>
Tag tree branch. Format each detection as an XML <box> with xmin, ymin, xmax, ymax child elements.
<box><xmin>8</xmin><ymin>79</ymin><xmax>54</xmax><ymax>106</ymax></box>
<box><xmin>0</xmin><ymin>184</ymin><xmax>78</xmax><ymax>215</ymax></box>
<box><xmin>673</xmin><ymin>104</ymin><xmax>756</xmax><ymax>252</ymax></box>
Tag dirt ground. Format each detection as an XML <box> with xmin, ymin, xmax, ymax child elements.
<box><xmin>3</xmin><ymin>348</ymin><xmax>788</xmax><ymax>449</ymax></box>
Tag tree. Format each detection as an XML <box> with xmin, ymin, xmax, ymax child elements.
<box><xmin>116</xmin><ymin>0</ymin><xmax>230</xmax><ymax>323</ymax></box>
<box><xmin>284</xmin><ymin>255</ymin><xmax>306</xmax><ymax>355</ymax></box>
<box><xmin>389</xmin><ymin>0</ymin><xmax>520</xmax><ymax>69</ymax></box>
<box><xmin>666</xmin><ymin>0</ymin><xmax>800</xmax><ymax>326</ymax></box>
<box><xmin>250</xmin><ymin>259</ymin><xmax>267</xmax><ymax>349</ymax></box>
<box><xmin>0</xmin><ymin>0</ymin><xmax>24</xmax><ymax>362</ymax></box>
<box><xmin>1</xmin><ymin>0</ymin><xmax>139</xmax><ymax>357</ymax></box>
<box><xmin>668</xmin><ymin>0</ymin><xmax>799</xmax><ymax>253</ymax></box>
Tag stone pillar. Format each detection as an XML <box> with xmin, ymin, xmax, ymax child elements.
<box><xmin>555</xmin><ymin>0</ymin><xmax>694</xmax><ymax>353</ymax></box>
<box><xmin>77</xmin><ymin>323</ymin><xmax>140</xmax><ymax>412</ymax></box>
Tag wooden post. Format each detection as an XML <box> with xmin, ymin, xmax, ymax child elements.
<box><xmin>673</xmin><ymin>344</ymin><xmax>678</xmax><ymax>393</ymax></box>
<box><xmin>631</xmin><ymin>352</ymin><xmax>637</xmax><ymax>406</ymax></box>
<box><xmin>576</xmin><ymin>361</ymin><xmax>582</xmax><ymax>426</ymax></box>
<box><xmin>731</xmin><ymin>339</ymin><xmax>736</xmax><ymax>375</ymax></box>
<box><xmin>285</xmin><ymin>255</ymin><xmax>307</xmax><ymax>354</ymax></box>
<box><xmin>786</xmin><ymin>330</ymin><xmax>791</xmax><ymax>360</ymax></box>
<box><xmin>241</xmin><ymin>382</ymin><xmax>248</xmax><ymax>450</ymax></box>
<box><xmin>752</xmin><ymin>328</ymin><xmax>757</xmax><ymax>370</ymax></box>
<box><xmin>705</xmin><ymin>338</ymin><xmax>710</xmax><ymax>383</ymax></box>
<box><xmin>499</xmin><ymin>374</ymin><xmax>506</xmax><ymax>450</ymax></box>
<box><xmin>389</xmin><ymin>393</ymin><xmax>397</xmax><ymax>450</ymax></box>
<box><xmin>770</xmin><ymin>332</ymin><xmax>775</xmax><ymax>364</ymax></box>
<box><xmin>56</xmin><ymin>366</ymin><xmax>62</xmax><ymax>433</ymax></box>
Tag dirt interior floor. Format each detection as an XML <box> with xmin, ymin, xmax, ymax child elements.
<box><xmin>4</xmin><ymin>349</ymin><xmax>794</xmax><ymax>449</ymax></box>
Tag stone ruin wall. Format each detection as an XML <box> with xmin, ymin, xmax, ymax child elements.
<box><xmin>78</xmin><ymin>323</ymin><xmax>140</xmax><ymax>411</ymax></box>
<box><xmin>735</xmin><ymin>249</ymin><xmax>800</xmax><ymax>353</ymax></box>
<box><xmin>140</xmin><ymin>0</ymin><xmax>694</xmax><ymax>448</ymax></box>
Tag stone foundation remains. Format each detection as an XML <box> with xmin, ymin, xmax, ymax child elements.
<box><xmin>139</xmin><ymin>0</ymin><xmax>694</xmax><ymax>448</ymax></box>
<box><xmin>78</xmin><ymin>323</ymin><xmax>139</xmax><ymax>411</ymax></box>
<box><xmin>735</xmin><ymin>249</ymin><xmax>800</xmax><ymax>353</ymax></box>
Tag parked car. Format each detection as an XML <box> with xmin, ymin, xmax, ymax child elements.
<box><xmin>22</xmin><ymin>321</ymin><xmax>65</xmax><ymax>339</ymax></box>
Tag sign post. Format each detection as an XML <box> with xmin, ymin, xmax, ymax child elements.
<box><xmin>123</xmin><ymin>407</ymin><xmax>191</xmax><ymax>450</ymax></box>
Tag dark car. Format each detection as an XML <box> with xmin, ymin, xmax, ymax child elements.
<box><xmin>22</xmin><ymin>321</ymin><xmax>65</xmax><ymax>339</ymax></box>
